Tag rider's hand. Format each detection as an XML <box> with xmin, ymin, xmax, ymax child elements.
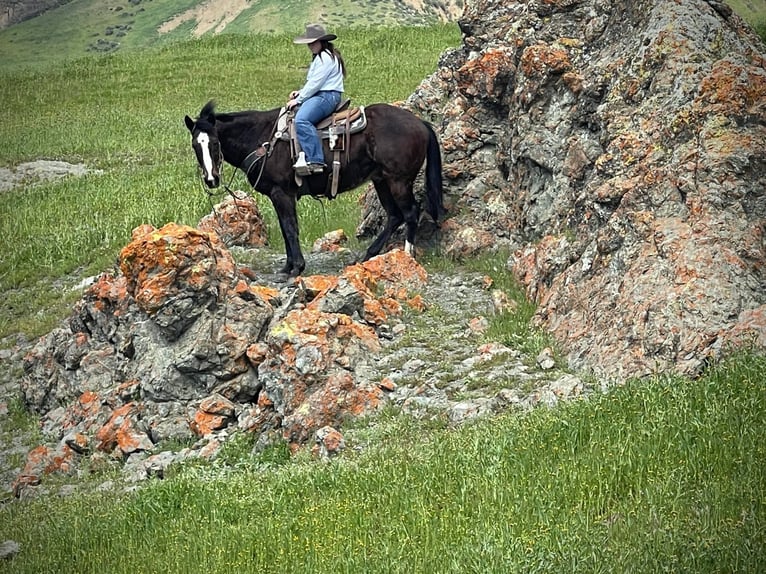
<box><xmin>286</xmin><ymin>98</ymin><xmax>299</xmax><ymax>110</ymax></box>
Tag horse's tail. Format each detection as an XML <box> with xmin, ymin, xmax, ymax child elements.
<box><xmin>423</xmin><ymin>121</ymin><xmax>444</xmax><ymax>222</ymax></box>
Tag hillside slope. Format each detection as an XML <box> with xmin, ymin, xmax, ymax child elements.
<box><xmin>0</xmin><ymin>0</ymin><xmax>464</xmax><ymax>69</ymax></box>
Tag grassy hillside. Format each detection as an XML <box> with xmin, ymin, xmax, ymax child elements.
<box><xmin>729</xmin><ymin>0</ymin><xmax>766</xmax><ymax>25</ymax></box>
<box><xmin>0</xmin><ymin>0</ymin><xmax>463</xmax><ymax>70</ymax></box>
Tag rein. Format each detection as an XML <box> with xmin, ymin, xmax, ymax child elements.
<box><xmin>226</xmin><ymin>107</ymin><xmax>288</xmax><ymax>194</ymax></box>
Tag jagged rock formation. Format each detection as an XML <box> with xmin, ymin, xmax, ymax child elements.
<box><xmin>381</xmin><ymin>0</ymin><xmax>766</xmax><ymax>379</ymax></box>
<box><xmin>13</xmin><ymin>219</ymin><xmax>435</xmax><ymax>491</ymax></box>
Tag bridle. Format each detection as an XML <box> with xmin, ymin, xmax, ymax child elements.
<box><xmin>193</xmin><ymin>108</ymin><xmax>287</xmax><ymax>197</ymax></box>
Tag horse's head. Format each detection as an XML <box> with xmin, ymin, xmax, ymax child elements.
<box><xmin>184</xmin><ymin>101</ymin><xmax>222</xmax><ymax>188</ymax></box>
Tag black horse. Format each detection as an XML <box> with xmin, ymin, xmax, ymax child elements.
<box><xmin>184</xmin><ymin>100</ymin><xmax>443</xmax><ymax>276</ymax></box>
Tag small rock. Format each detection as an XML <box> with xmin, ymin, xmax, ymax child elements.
<box><xmin>379</xmin><ymin>377</ymin><xmax>397</xmax><ymax>392</ymax></box>
<box><xmin>312</xmin><ymin>229</ymin><xmax>348</xmax><ymax>253</ymax></box>
<box><xmin>536</xmin><ymin>347</ymin><xmax>556</xmax><ymax>370</ymax></box>
<box><xmin>391</xmin><ymin>323</ymin><xmax>407</xmax><ymax>336</ymax></box>
<box><xmin>313</xmin><ymin>426</ymin><xmax>345</xmax><ymax>459</ymax></box>
<box><xmin>549</xmin><ymin>374</ymin><xmax>584</xmax><ymax>399</ymax></box>
<box><xmin>0</xmin><ymin>540</ymin><xmax>20</xmax><ymax>560</ymax></box>
<box><xmin>468</xmin><ymin>316</ymin><xmax>489</xmax><ymax>333</ymax></box>
<box><xmin>402</xmin><ymin>358</ymin><xmax>426</xmax><ymax>375</ymax></box>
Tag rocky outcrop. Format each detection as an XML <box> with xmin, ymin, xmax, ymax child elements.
<box><xmin>378</xmin><ymin>0</ymin><xmax>766</xmax><ymax>379</ymax></box>
<box><xmin>12</xmin><ymin>195</ymin><xmax>597</xmax><ymax>493</ymax></box>
<box><xmin>14</xmin><ymin>218</ymin><xmax>436</xmax><ymax>491</ymax></box>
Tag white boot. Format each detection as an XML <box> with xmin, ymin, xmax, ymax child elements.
<box><xmin>293</xmin><ymin>151</ymin><xmax>310</xmax><ymax>176</ymax></box>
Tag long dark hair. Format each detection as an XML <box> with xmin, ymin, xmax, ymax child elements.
<box><xmin>317</xmin><ymin>40</ymin><xmax>346</xmax><ymax>77</ymax></box>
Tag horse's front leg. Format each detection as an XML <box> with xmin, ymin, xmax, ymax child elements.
<box><xmin>269</xmin><ymin>189</ymin><xmax>305</xmax><ymax>276</ymax></box>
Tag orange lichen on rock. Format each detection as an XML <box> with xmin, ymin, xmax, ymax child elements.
<box><xmin>199</xmin><ymin>394</ymin><xmax>237</xmax><ymax>417</ymax></box>
<box><xmin>22</xmin><ymin>444</ymin><xmax>75</xmax><ymax>476</ymax></box>
<box><xmin>85</xmin><ymin>274</ymin><xmax>130</xmax><ymax>314</ymax></box>
<box><xmin>299</xmin><ymin>251</ymin><xmax>427</xmax><ymax>326</ymax></box>
<box><xmin>119</xmin><ymin>223</ymin><xmax>237</xmax><ymax>316</ymax></box>
<box><xmin>57</xmin><ymin>390</ymin><xmax>103</xmax><ymax>434</ymax></box>
<box><xmin>457</xmin><ymin>47</ymin><xmax>517</xmax><ymax>100</ymax></box>
<box><xmin>359</xmin><ymin>249</ymin><xmax>428</xmax><ymax>287</ymax></box>
<box><xmin>12</xmin><ymin>443</ymin><xmax>77</xmax><ymax>495</ymax></box>
<box><xmin>698</xmin><ymin>60</ymin><xmax>766</xmax><ymax>115</ymax></box>
<box><xmin>407</xmin><ymin>294</ymin><xmax>426</xmax><ymax>311</ymax></box>
<box><xmin>273</xmin><ymin>308</ymin><xmax>381</xmax><ymax>355</ymax></box>
<box><xmin>301</xmin><ymin>275</ymin><xmax>340</xmax><ymax>299</ymax></box>
<box><xmin>282</xmin><ymin>372</ymin><xmax>382</xmax><ymax>445</ymax></box>
<box><xmin>95</xmin><ymin>403</ymin><xmax>153</xmax><ymax>456</ymax></box>
<box><xmin>197</xmin><ymin>195</ymin><xmax>268</xmax><ymax>248</ymax></box>
<box><xmin>190</xmin><ymin>411</ymin><xmax>229</xmax><ymax>437</ymax></box>
<box><xmin>520</xmin><ymin>42</ymin><xmax>572</xmax><ymax>77</ymax></box>
<box><xmin>250</xmin><ymin>285</ymin><xmax>280</xmax><ymax>303</ymax></box>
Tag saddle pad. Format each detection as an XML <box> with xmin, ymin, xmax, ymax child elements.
<box><xmin>276</xmin><ymin>106</ymin><xmax>367</xmax><ymax>141</ymax></box>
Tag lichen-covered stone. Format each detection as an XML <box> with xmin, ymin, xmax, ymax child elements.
<box><xmin>364</xmin><ymin>0</ymin><xmax>766</xmax><ymax>379</ymax></box>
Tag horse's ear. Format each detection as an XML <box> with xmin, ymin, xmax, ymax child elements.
<box><xmin>184</xmin><ymin>115</ymin><xmax>195</xmax><ymax>132</ymax></box>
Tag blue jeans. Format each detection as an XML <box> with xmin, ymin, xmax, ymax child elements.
<box><xmin>295</xmin><ymin>90</ymin><xmax>341</xmax><ymax>164</ymax></box>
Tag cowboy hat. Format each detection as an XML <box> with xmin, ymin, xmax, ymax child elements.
<box><xmin>293</xmin><ymin>23</ymin><xmax>337</xmax><ymax>44</ymax></box>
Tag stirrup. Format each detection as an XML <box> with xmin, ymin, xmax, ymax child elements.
<box><xmin>293</xmin><ymin>152</ymin><xmax>310</xmax><ymax>176</ymax></box>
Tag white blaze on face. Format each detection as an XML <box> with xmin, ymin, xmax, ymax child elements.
<box><xmin>195</xmin><ymin>131</ymin><xmax>215</xmax><ymax>182</ymax></box>
<box><xmin>404</xmin><ymin>240</ymin><xmax>414</xmax><ymax>256</ymax></box>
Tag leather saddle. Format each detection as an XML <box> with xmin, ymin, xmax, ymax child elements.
<box><xmin>278</xmin><ymin>100</ymin><xmax>367</xmax><ymax>196</ymax></box>
<box><xmin>276</xmin><ymin>100</ymin><xmax>367</xmax><ymax>145</ymax></box>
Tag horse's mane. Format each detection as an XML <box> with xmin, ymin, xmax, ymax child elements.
<box><xmin>197</xmin><ymin>100</ymin><xmax>280</xmax><ymax>134</ymax></box>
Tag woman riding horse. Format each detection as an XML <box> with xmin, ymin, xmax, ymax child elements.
<box><xmin>185</xmin><ymin>99</ymin><xmax>443</xmax><ymax>277</ymax></box>
<box><xmin>287</xmin><ymin>24</ymin><xmax>346</xmax><ymax>176</ymax></box>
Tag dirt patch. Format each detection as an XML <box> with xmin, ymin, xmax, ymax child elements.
<box><xmin>158</xmin><ymin>0</ymin><xmax>463</xmax><ymax>37</ymax></box>
<box><xmin>159</xmin><ymin>0</ymin><xmax>251</xmax><ymax>37</ymax></box>
<box><xmin>0</xmin><ymin>160</ymin><xmax>101</xmax><ymax>192</ymax></box>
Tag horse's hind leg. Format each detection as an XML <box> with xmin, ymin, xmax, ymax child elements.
<box><xmin>365</xmin><ymin>177</ymin><xmax>420</xmax><ymax>260</ymax></box>
<box><xmin>388</xmin><ymin>179</ymin><xmax>420</xmax><ymax>256</ymax></box>
<box><xmin>396</xmin><ymin>182</ymin><xmax>420</xmax><ymax>257</ymax></box>
<box><xmin>364</xmin><ymin>177</ymin><xmax>404</xmax><ymax>260</ymax></box>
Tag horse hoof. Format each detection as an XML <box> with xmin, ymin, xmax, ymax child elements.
<box><xmin>276</xmin><ymin>268</ymin><xmax>303</xmax><ymax>279</ymax></box>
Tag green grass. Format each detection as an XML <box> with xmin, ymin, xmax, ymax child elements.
<box><xmin>728</xmin><ymin>0</ymin><xmax>766</xmax><ymax>26</ymax></box>
<box><xmin>1</xmin><ymin>351</ymin><xmax>763</xmax><ymax>573</ymax></box>
<box><xmin>0</xmin><ymin>24</ymin><xmax>461</xmax><ymax>340</ymax></box>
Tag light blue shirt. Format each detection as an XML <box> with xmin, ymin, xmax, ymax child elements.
<box><xmin>297</xmin><ymin>51</ymin><xmax>344</xmax><ymax>103</ymax></box>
